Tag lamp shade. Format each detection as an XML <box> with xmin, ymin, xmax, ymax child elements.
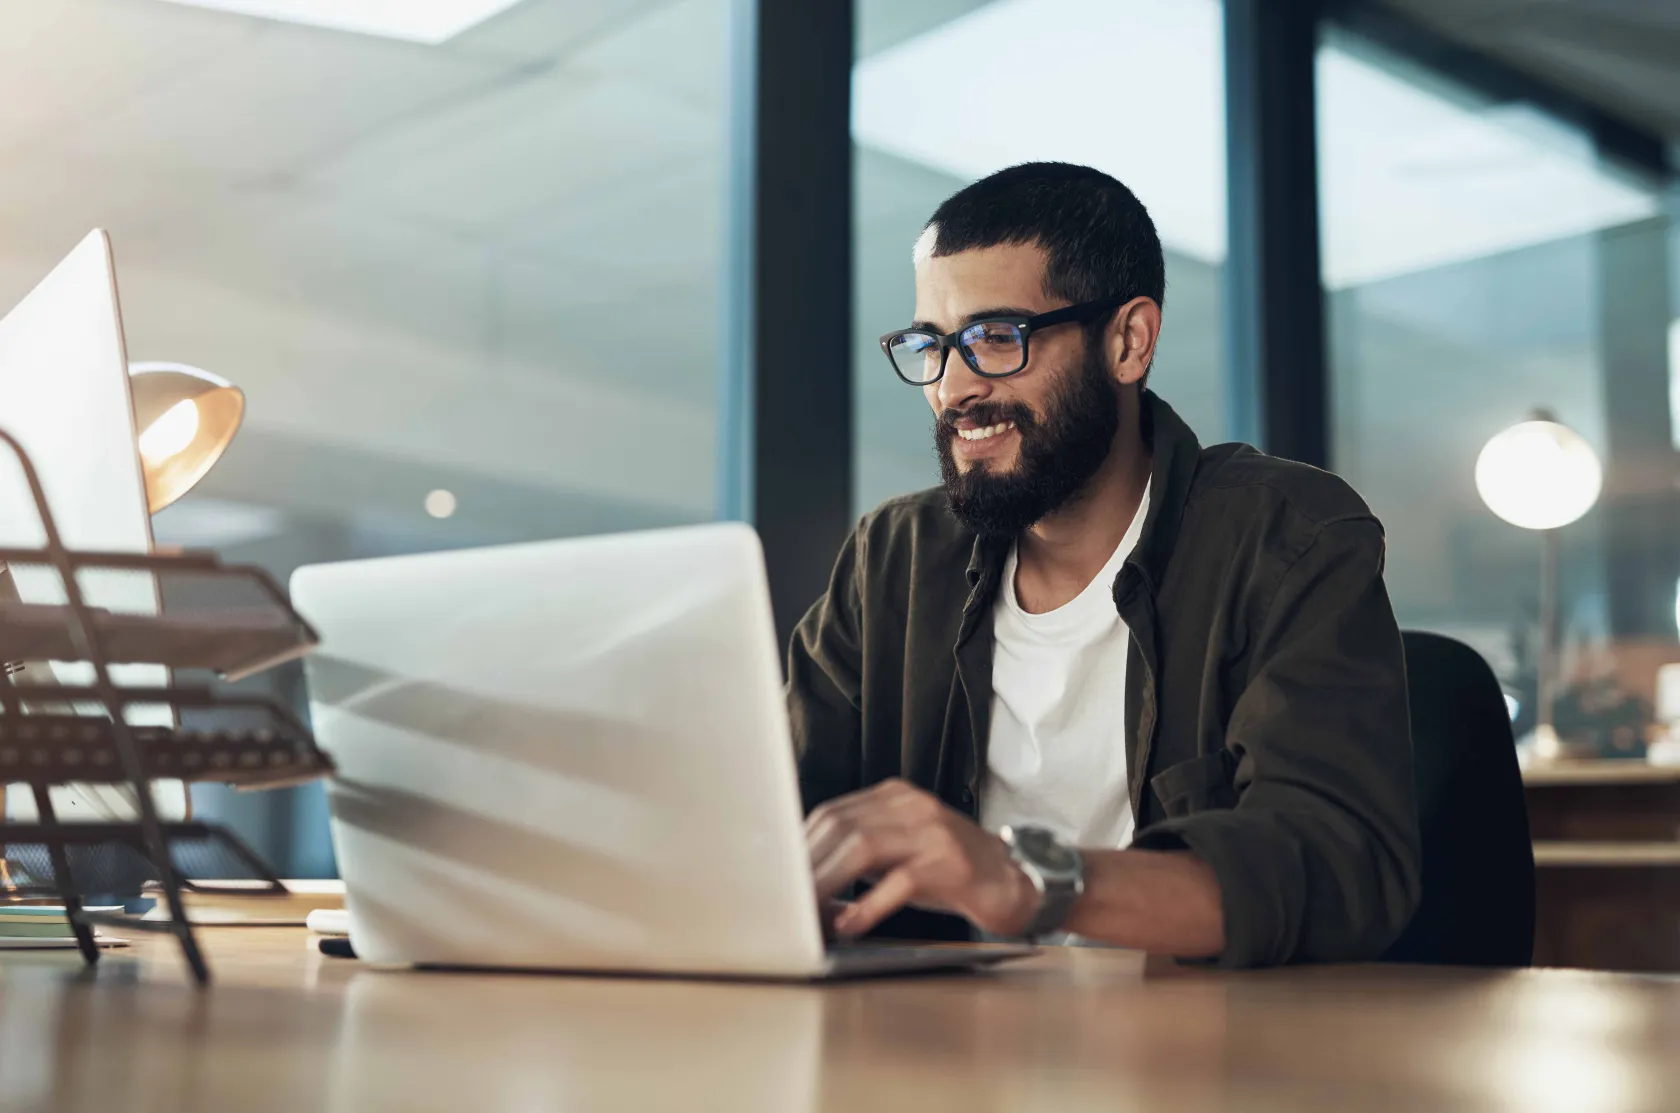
<box><xmin>1474</xmin><ymin>416</ymin><xmax>1602</xmax><ymax>531</ymax></box>
<box><xmin>129</xmin><ymin>362</ymin><xmax>244</xmax><ymax>513</ymax></box>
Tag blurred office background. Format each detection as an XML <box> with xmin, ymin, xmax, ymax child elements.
<box><xmin>0</xmin><ymin>0</ymin><xmax>1673</xmax><ymax>875</ymax></box>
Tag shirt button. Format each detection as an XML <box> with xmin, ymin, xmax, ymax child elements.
<box><xmin>959</xmin><ymin>788</ymin><xmax>974</xmax><ymax>808</ymax></box>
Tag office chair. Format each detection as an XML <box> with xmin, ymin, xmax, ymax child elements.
<box><xmin>1384</xmin><ymin>631</ymin><xmax>1535</xmax><ymax>966</ymax></box>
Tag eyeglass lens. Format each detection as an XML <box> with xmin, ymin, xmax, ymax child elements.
<box><xmin>887</xmin><ymin>331</ymin><xmax>943</xmax><ymax>384</ymax></box>
<box><xmin>887</xmin><ymin>322</ymin><xmax>1027</xmax><ymax>383</ymax></box>
<box><xmin>959</xmin><ymin>321</ymin><xmax>1026</xmax><ymax>376</ymax></box>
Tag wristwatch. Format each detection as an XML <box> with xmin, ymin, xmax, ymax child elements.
<box><xmin>998</xmin><ymin>825</ymin><xmax>1085</xmax><ymax>940</ymax></box>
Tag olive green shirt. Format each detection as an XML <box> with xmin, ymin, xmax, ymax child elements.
<box><xmin>787</xmin><ymin>392</ymin><xmax>1421</xmax><ymax>967</ymax></box>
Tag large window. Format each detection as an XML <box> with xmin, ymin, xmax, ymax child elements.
<box><xmin>0</xmin><ymin>0</ymin><xmax>729</xmax><ymax>871</ymax></box>
<box><xmin>851</xmin><ymin>0</ymin><xmax>1229</xmax><ymax>514</ymax></box>
<box><xmin>1318</xmin><ymin>28</ymin><xmax>1674</xmax><ymax>752</ymax></box>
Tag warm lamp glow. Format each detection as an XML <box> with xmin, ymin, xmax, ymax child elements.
<box><xmin>137</xmin><ymin>398</ymin><xmax>201</xmax><ymax>464</ymax></box>
<box><xmin>1475</xmin><ymin>418</ymin><xmax>1602</xmax><ymax>531</ymax></box>
<box><xmin>129</xmin><ymin>362</ymin><xmax>244</xmax><ymax>513</ymax></box>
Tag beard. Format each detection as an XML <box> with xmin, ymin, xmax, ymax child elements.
<box><xmin>935</xmin><ymin>342</ymin><xmax>1120</xmax><ymax>539</ymax></box>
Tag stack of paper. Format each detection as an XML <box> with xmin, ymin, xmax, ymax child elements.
<box><xmin>0</xmin><ymin>905</ymin><xmax>125</xmax><ymax>949</ymax></box>
<box><xmin>142</xmin><ymin>880</ymin><xmax>345</xmax><ymax>926</ymax></box>
<box><xmin>0</xmin><ymin>906</ymin><xmax>78</xmax><ymax>941</ymax></box>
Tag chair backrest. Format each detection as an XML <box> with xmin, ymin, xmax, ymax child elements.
<box><xmin>1384</xmin><ymin>631</ymin><xmax>1535</xmax><ymax>966</ymax></box>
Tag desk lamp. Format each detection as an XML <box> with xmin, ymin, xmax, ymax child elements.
<box><xmin>1474</xmin><ymin>411</ymin><xmax>1602</xmax><ymax>761</ymax></box>
<box><xmin>128</xmin><ymin>362</ymin><xmax>244</xmax><ymax>513</ymax></box>
<box><xmin>0</xmin><ymin>360</ymin><xmax>244</xmax><ymax>617</ymax></box>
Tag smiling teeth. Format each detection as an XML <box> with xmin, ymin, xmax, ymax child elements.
<box><xmin>957</xmin><ymin>422</ymin><xmax>1015</xmax><ymax>442</ymax></box>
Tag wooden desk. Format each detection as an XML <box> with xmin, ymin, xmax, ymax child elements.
<box><xmin>1524</xmin><ymin>762</ymin><xmax>1680</xmax><ymax>971</ymax></box>
<box><xmin>1523</xmin><ymin>762</ymin><xmax>1680</xmax><ymax>787</ymax></box>
<box><xmin>2</xmin><ymin>929</ymin><xmax>1678</xmax><ymax>1113</ymax></box>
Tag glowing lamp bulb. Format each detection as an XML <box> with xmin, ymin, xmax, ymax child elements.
<box><xmin>138</xmin><ymin>398</ymin><xmax>201</xmax><ymax>465</ymax></box>
<box><xmin>1474</xmin><ymin>418</ymin><xmax>1601</xmax><ymax>531</ymax></box>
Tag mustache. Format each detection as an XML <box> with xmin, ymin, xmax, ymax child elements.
<box><xmin>935</xmin><ymin>402</ymin><xmax>1037</xmax><ymax>436</ymax></box>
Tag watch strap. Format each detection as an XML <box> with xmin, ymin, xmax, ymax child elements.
<box><xmin>1003</xmin><ymin>826</ymin><xmax>1085</xmax><ymax>940</ymax></box>
<box><xmin>1021</xmin><ymin>864</ymin><xmax>1082</xmax><ymax>938</ymax></box>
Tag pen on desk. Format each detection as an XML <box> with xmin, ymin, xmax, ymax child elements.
<box><xmin>318</xmin><ymin>936</ymin><xmax>356</xmax><ymax>959</ymax></box>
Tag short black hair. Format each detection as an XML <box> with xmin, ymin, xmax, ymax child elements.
<box><xmin>923</xmin><ymin>162</ymin><xmax>1165</xmax><ymax>312</ymax></box>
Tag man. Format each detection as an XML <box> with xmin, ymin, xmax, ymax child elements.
<box><xmin>790</xmin><ymin>162</ymin><xmax>1420</xmax><ymax>967</ymax></box>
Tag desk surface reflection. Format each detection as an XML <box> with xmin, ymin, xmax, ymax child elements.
<box><xmin>1</xmin><ymin>928</ymin><xmax>1677</xmax><ymax>1113</ymax></box>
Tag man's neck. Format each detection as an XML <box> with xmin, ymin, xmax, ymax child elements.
<box><xmin>1012</xmin><ymin>413</ymin><xmax>1151</xmax><ymax>615</ymax></box>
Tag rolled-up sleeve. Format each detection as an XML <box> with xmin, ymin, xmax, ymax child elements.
<box><xmin>1132</xmin><ymin>518</ymin><xmax>1422</xmax><ymax>967</ymax></box>
<box><xmin>787</xmin><ymin>521</ymin><xmax>867</xmax><ymax>815</ymax></box>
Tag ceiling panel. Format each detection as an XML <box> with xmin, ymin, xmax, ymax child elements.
<box><xmin>0</xmin><ymin>169</ymin><xmax>492</xmax><ymax>359</ymax></box>
<box><xmin>0</xmin><ymin>157</ymin><xmax>214</xmax><ymax>270</ymax></box>
<box><xmin>1501</xmin><ymin>29</ymin><xmax>1680</xmax><ymax>136</ymax></box>
<box><xmin>107</xmin><ymin>188</ymin><xmax>715</xmax><ymax>406</ymax></box>
<box><xmin>109</xmin><ymin>256</ymin><xmax>717</xmax><ymax>510</ymax></box>
<box><xmin>448</xmin><ymin>0</ymin><xmax>671</xmax><ymax>64</ymax></box>
<box><xmin>151</xmin><ymin>0</ymin><xmax>529</xmax><ymax>44</ymax></box>
<box><xmin>1376</xmin><ymin>0</ymin><xmax>1680</xmax><ymax>138</ymax></box>
<box><xmin>568</xmin><ymin>0</ymin><xmax>730</xmax><ymax>114</ymax></box>
<box><xmin>0</xmin><ymin>0</ymin><xmax>256</xmax><ymax>154</ymax></box>
<box><xmin>53</xmin><ymin>21</ymin><xmax>509</xmax><ymax>180</ymax></box>
<box><xmin>307</xmin><ymin>67</ymin><xmax>713</xmax><ymax>232</ymax></box>
<box><xmin>142</xmin><ymin>189</ymin><xmax>502</xmax><ymax>355</ymax></box>
<box><xmin>488</xmin><ymin>255</ymin><xmax>719</xmax><ymax>406</ymax></box>
<box><xmin>512</xmin><ymin>155</ymin><xmax>722</xmax><ymax>280</ymax></box>
<box><xmin>0</xmin><ymin>0</ymin><xmax>728</xmax><ymax>530</ymax></box>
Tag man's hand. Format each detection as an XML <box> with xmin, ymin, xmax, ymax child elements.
<box><xmin>805</xmin><ymin>779</ymin><xmax>1038</xmax><ymax>939</ymax></box>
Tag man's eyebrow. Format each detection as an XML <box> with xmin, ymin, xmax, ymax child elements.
<box><xmin>908</xmin><ymin>307</ymin><xmax>1034</xmax><ymax>334</ymax></box>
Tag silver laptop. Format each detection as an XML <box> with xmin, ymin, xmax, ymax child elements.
<box><xmin>0</xmin><ymin>229</ymin><xmax>186</xmax><ymax>827</ymax></box>
<box><xmin>291</xmin><ymin>523</ymin><xmax>1031</xmax><ymax>979</ymax></box>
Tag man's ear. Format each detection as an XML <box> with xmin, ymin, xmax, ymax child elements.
<box><xmin>1106</xmin><ymin>297</ymin><xmax>1161</xmax><ymax>387</ymax></box>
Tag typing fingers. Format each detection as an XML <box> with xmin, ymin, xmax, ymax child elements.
<box><xmin>805</xmin><ymin>780</ymin><xmax>938</xmax><ymax>889</ymax></box>
<box><xmin>809</xmin><ymin>820</ymin><xmax>917</xmax><ymax>903</ymax></box>
<box><xmin>834</xmin><ymin>866</ymin><xmax>918</xmax><ymax>938</ymax></box>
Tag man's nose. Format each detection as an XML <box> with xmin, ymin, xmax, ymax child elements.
<box><xmin>934</xmin><ymin>348</ymin><xmax>992</xmax><ymax>414</ymax></box>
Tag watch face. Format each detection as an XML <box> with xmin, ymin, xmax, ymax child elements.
<box><xmin>1017</xmin><ymin>827</ymin><xmax>1079</xmax><ymax>874</ymax></box>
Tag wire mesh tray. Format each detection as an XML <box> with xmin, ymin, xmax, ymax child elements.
<box><xmin>0</xmin><ymin>425</ymin><xmax>315</xmax><ymax>983</ymax></box>
<box><xmin>0</xmin><ymin>715</ymin><xmax>332</xmax><ymax>787</ymax></box>
<box><xmin>0</xmin><ymin>603</ymin><xmax>314</xmax><ymax>678</ymax></box>
<box><xmin>1</xmin><ymin>821</ymin><xmax>283</xmax><ymax>898</ymax></box>
<box><xmin>0</xmin><ymin>547</ymin><xmax>318</xmax><ymax>680</ymax></box>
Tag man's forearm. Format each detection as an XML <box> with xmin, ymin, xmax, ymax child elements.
<box><xmin>1063</xmin><ymin>848</ymin><xmax>1225</xmax><ymax>957</ymax></box>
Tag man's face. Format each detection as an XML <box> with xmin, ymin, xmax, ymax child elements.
<box><xmin>912</xmin><ymin>241</ymin><xmax>1121</xmax><ymax>538</ymax></box>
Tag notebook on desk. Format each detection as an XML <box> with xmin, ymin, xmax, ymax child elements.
<box><xmin>141</xmin><ymin>879</ymin><xmax>344</xmax><ymax>925</ymax></box>
<box><xmin>0</xmin><ymin>905</ymin><xmax>127</xmax><ymax>949</ymax></box>
<box><xmin>292</xmin><ymin>524</ymin><xmax>1033</xmax><ymax>980</ymax></box>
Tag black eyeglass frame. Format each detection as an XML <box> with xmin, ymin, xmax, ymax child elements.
<box><xmin>878</xmin><ymin>294</ymin><xmax>1127</xmax><ymax>386</ymax></box>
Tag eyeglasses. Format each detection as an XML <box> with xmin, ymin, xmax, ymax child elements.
<box><xmin>879</xmin><ymin>295</ymin><xmax>1125</xmax><ymax>386</ymax></box>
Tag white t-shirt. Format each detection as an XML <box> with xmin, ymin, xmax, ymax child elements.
<box><xmin>980</xmin><ymin>482</ymin><xmax>1151</xmax><ymax>850</ymax></box>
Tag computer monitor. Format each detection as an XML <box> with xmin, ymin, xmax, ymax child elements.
<box><xmin>0</xmin><ymin>230</ymin><xmax>187</xmax><ymax>824</ymax></box>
